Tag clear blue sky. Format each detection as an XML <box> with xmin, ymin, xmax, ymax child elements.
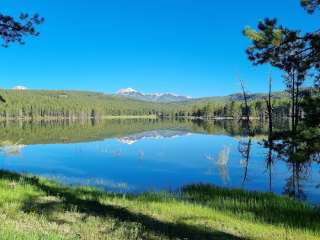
<box><xmin>0</xmin><ymin>0</ymin><xmax>317</xmax><ymax>97</ymax></box>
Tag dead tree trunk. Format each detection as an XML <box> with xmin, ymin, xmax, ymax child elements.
<box><xmin>240</xmin><ymin>79</ymin><xmax>250</xmax><ymax>123</ymax></box>
<box><xmin>265</xmin><ymin>73</ymin><xmax>273</xmax><ymax>139</ymax></box>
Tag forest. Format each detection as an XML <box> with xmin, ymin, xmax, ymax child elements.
<box><xmin>0</xmin><ymin>89</ymin><xmax>292</xmax><ymax>120</ymax></box>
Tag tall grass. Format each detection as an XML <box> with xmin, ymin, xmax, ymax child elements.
<box><xmin>0</xmin><ymin>170</ymin><xmax>319</xmax><ymax>240</ymax></box>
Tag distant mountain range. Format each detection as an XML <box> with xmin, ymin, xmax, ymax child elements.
<box><xmin>115</xmin><ymin>87</ymin><xmax>288</xmax><ymax>103</ymax></box>
<box><xmin>116</xmin><ymin>88</ymin><xmax>192</xmax><ymax>103</ymax></box>
<box><xmin>13</xmin><ymin>86</ymin><xmax>28</xmax><ymax>90</ymax></box>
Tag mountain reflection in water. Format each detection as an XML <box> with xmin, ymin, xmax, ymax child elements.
<box><xmin>118</xmin><ymin>130</ymin><xmax>191</xmax><ymax>145</ymax></box>
<box><xmin>0</xmin><ymin>119</ymin><xmax>318</xmax><ymax>204</ymax></box>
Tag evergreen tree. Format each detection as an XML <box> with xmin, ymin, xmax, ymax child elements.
<box><xmin>0</xmin><ymin>13</ymin><xmax>44</xmax><ymax>47</ymax></box>
<box><xmin>243</xmin><ymin>0</ymin><xmax>320</xmax><ymax>173</ymax></box>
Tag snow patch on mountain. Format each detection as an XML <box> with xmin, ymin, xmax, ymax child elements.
<box><xmin>117</xmin><ymin>87</ymin><xmax>138</xmax><ymax>95</ymax></box>
<box><xmin>13</xmin><ymin>86</ymin><xmax>28</xmax><ymax>90</ymax></box>
<box><xmin>116</xmin><ymin>88</ymin><xmax>192</xmax><ymax>103</ymax></box>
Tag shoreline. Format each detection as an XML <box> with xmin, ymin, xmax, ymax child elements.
<box><xmin>0</xmin><ymin>115</ymin><xmax>285</xmax><ymax>121</ymax></box>
<box><xmin>0</xmin><ymin>115</ymin><xmax>158</xmax><ymax>121</ymax></box>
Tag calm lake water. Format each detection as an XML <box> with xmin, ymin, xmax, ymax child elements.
<box><xmin>0</xmin><ymin>119</ymin><xmax>319</xmax><ymax>204</ymax></box>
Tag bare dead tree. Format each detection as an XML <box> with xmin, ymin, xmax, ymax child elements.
<box><xmin>239</xmin><ymin>79</ymin><xmax>250</xmax><ymax>123</ymax></box>
<box><xmin>238</xmin><ymin>78</ymin><xmax>254</xmax><ymax>187</ymax></box>
<box><xmin>265</xmin><ymin>73</ymin><xmax>273</xmax><ymax>138</ymax></box>
<box><xmin>263</xmin><ymin>73</ymin><xmax>276</xmax><ymax>192</ymax></box>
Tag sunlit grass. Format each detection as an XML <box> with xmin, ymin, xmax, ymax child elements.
<box><xmin>0</xmin><ymin>170</ymin><xmax>319</xmax><ymax>240</ymax></box>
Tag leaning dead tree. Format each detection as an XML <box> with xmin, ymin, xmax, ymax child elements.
<box><xmin>239</xmin><ymin>78</ymin><xmax>250</xmax><ymax>123</ymax></box>
<box><xmin>238</xmin><ymin>78</ymin><xmax>254</xmax><ymax>187</ymax></box>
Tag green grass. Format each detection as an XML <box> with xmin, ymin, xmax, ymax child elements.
<box><xmin>0</xmin><ymin>170</ymin><xmax>319</xmax><ymax>240</ymax></box>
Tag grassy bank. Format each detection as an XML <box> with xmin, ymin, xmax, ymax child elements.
<box><xmin>0</xmin><ymin>170</ymin><xmax>319</xmax><ymax>240</ymax></box>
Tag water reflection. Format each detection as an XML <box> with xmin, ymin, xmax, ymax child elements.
<box><xmin>216</xmin><ymin>146</ymin><xmax>230</xmax><ymax>184</ymax></box>
<box><xmin>111</xmin><ymin>149</ymin><xmax>122</xmax><ymax>158</ymax></box>
<box><xmin>0</xmin><ymin>140</ymin><xmax>26</xmax><ymax>157</ymax></box>
<box><xmin>0</xmin><ymin>119</ymin><xmax>318</xmax><ymax>204</ymax></box>
<box><xmin>238</xmin><ymin>137</ymin><xmax>252</xmax><ymax>187</ymax></box>
<box><xmin>138</xmin><ymin>150</ymin><xmax>145</xmax><ymax>160</ymax></box>
<box><xmin>204</xmin><ymin>153</ymin><xmax>214</xmax><ymax>176</ymax></box>
<box><xmin>283</xmin><ymin>162</ymin><xmax>310</xmax><ymax>202</ymax></box>
<box><xmin>118</xmin><ymin>130</ymin><xmax>191</xmax><ymax>145</ymax></box>
<box><xmin>238</xmin><ymin>120</ymin><xmax>254</xmax><ymax>187</ymax></box>
<box><xmin>265</xmin><ymin>146</ymin><xmax>274</xmax><ymax>192</ymax></box>
<box><xmin>46</xmin><ymin>174</ymin><xmax>132</xmax><ymax>191</ymax></box>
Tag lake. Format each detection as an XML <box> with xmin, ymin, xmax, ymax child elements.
<box><xmin>0</xmin><ymin>119</ymin><xmax>319</xmax><ymax>204</ymax></box>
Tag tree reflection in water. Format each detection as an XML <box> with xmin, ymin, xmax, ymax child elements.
<box><xmin>0</xmin><ymin>140</ymin><xmax>25</xmax><ymax>157</ymax></box>
<box><xmin>216</xmin><ymin>145</ymin><xmax>230</xmax><ymax>184</ymax></box>
<box><xmin>283</xmin><ymin>162</ymin><xmax>310</xmax><ymax>202</ymax></box>
<box><xmin>238</xmin><ymin>120</ymin><xmax>254</xmax><ymax>187</ymax></box>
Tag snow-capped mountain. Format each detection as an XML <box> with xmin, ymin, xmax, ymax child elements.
<box><xmin>116</xmin><ymin>88</ymin><xmax>192</xmax><ymax>103</ymax></box>
<box><xmin>117</xmin><ymin>88</ymin><xmax>137</xmax><ymax>95</ymax></box>
<box><xmin>13</xmin><ymin>86</ymin><xmax>28</xmax><ymax>90</ymax></box>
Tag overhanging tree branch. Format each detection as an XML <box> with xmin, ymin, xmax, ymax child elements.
<box><xmin>0</xmin><ymin>13</ymin><xmax>44</xmax><ymax>47</ymax></box>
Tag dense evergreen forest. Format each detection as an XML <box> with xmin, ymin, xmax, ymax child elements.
<box><xmin>0</xmin><ymin>89</ymin><xmax>291</xmax><ymax>120</ymax></box>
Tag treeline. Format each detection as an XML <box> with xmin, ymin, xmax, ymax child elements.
<box><xmin>0</xmin><ymin>89</ymin><xmax>291</xmax><ymax>120</ymax></box>
<box><xmin>171</xmin><ymin>97</ymin><xmax>291</xmax><ymax>119</ymax></box>
<box><xmin>0</xmin><ymin>90</ymin><xmax>164</xmax><ymax>119</ymax></box>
